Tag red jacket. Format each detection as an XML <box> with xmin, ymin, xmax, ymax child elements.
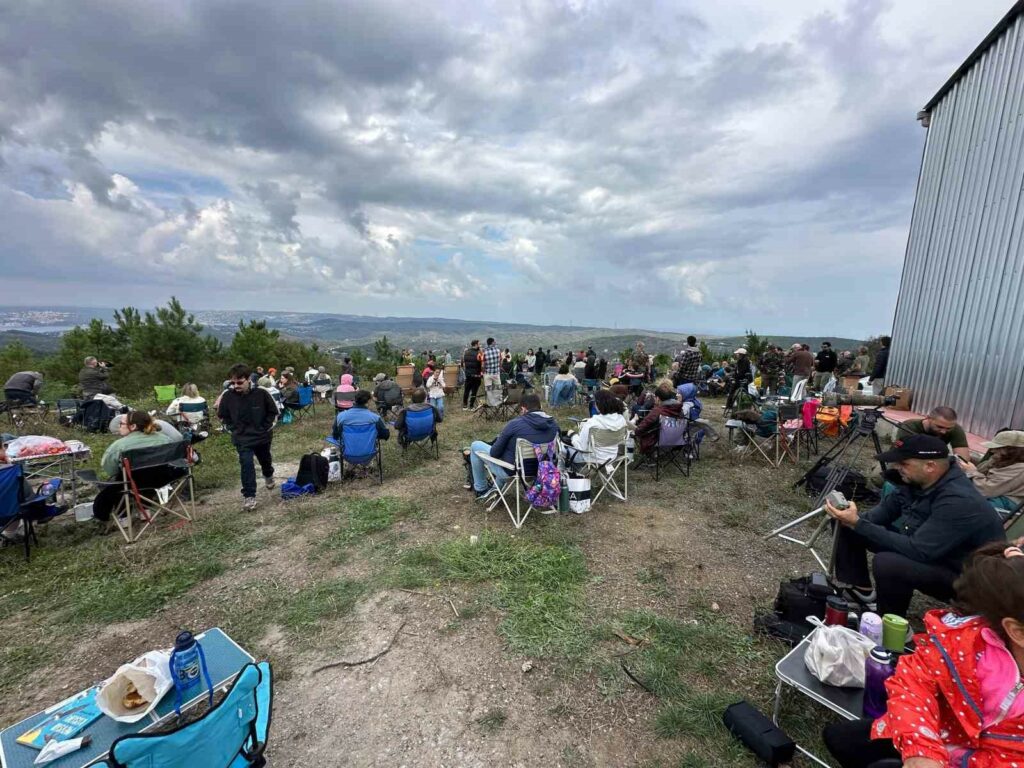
<box><xmin>873</xmin><ymin>609</ymin><xmax>1024</xmax><ymax>766</ymax></box>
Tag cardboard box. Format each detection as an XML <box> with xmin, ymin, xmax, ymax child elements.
<box><xmin>884</xmin><ymin>386</ymin><xmax>913</xmax><ymax>411</ymax></box>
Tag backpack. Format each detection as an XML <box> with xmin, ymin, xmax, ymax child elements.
<box><xmin>805</xmin><ymin>465</ymin><xmax>880</xmax><ymax>504</ymax></box>
<box><xmin>755</xmin><ymin>573</ymin><xmax>837</xmax><ymax>645</ymax></box>
<box><xmin>79</xmin><ymin>399</ymin><xmax>116</xmax><ymax>433</ymax></box>
<box><xmin>295</xmin><ymin>453</ymin><xmax>329</xmax><ymax>492</ymax></box>
<box><xmin>525</xmin><ymin>442</ymin><xmax>561</xmax><ymax>509</ymax></box>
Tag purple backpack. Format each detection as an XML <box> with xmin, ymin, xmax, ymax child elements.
<box><xmin>525</xmin><ymin>441</ymin><xmax>561</xmax><ymax>508</ymax></box>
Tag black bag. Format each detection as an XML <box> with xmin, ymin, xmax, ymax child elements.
<box><xmin>296</xmin><ymin>453</ymin><xmax>329</xmax><ymax>492</ymax></box>
<box><xmin>723</xmin><ymin>701</ymin><xmax>795</xmax><ymax>766</ymax></box>
<box><xmin>78</xmin><ymin>399</ymin><xmax>116</xmax><ymax>433</ymax></box>
<box><xmin>773</xmin><ymin>573</ymin><xmax>834</xmax><ymax>626</ymax></box>
<box><xmin>806</xmin><ymin>465</ymin><xmax>880</xmax><ymax>503</ymax></box>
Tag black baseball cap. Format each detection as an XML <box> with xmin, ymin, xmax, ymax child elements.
<box><xmin>876</xmin><ymin>434</ymin><xmax>949</xmax><ymax>463</ymax></box>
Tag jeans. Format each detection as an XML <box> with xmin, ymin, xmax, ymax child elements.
<box><xmin>833</xmin><ymin>525</ymin><xmax>959</xmax><ymax>616</ymax></box>
<box><xmin>3</xmin><ymin>388</ymin><xmax>36</xmax><ymax>405</ymax></box>
<box><xmin>236</xmin><ymin>441</ymin><xmax>274</xmax><ymax>499</ymax></box>
<box><xmin>463</xmin><ymin>375</ymin><xmax>481</xmax><ymax>407</ymax></box>
<box><xmin>429</xmin><ymin>396</ymin><xmax>445</xmax><ymax>418</ymax></box>
<box><xmin>822</xmin><ymin>718</ymin><xmax>900</xmax><ymax>768</ymax></box>
<box><xmin>469</xmin><ymin>440</ymin><xmax>510</xmax><ymax>492</ymax></box>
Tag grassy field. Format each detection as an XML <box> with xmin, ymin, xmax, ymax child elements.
<box><xmin>0</xmin><ymin>391</ymin><xmax>873</xmax><ymax>766</ymax></box>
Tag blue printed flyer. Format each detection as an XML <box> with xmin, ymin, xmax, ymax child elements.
<box><xmin>16</xmin><ymin>686</ymin><xmax>103</xmax><ymax>749</ymax></box>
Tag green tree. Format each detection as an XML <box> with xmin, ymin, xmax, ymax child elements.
<box><xmin>0</xmin><ymin>341</ymin><xmax>36</xmax><ymax>385</ymax></box>
<box><xmin>744</xmin><ymin>330</ymin><xmax>770</xmax><ymax>362</ymax></box>
<box><xmin>373</xmin><ymin>335</ymin><xmax>398</xmax><ymax>363</ymax></box>
<box><xmin>48</xmin><ymin>318</ymin><xmax>121</xmax><ymax>387</ymax></box>
<box><xmin>699</xmin><ymin>341</ymin><xmax>714</xmax><ymax>364</ymax></box>
<box><xmin>230</xmin><ymin>320</ymin><xmax>280</xmax><ymax>367</ymax></box>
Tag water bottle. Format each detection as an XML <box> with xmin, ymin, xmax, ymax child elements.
<box><xmin>168</xmin><ymin>630</ymin><xmax>214</xmax><ymax>715</ymax></box>
<box><xmin>863</xmin><ymin>646</ymin><xmax>895</xmax><ymax>719</ymax></box>
<box><xmin>859</xmin><ymin>612</ymin><xmax>883</xmax><ymax>646</ymax></box>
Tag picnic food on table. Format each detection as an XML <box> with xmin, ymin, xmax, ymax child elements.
<box><xmin>122</xmin><ymin>682</ymin><xmax>146</xmax><ymax>710</ymax></box>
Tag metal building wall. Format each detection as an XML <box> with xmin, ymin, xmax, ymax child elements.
<box><xmin>888</xmin><ymin>11</ymin><xmax>1024</xmax><ymax>439</ymax></box>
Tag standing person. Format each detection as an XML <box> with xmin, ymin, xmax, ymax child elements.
<box><xmin>426</xmin><ymin>364</ymin><xmax>447</xmax><ymax>417</ymax></box>
<box><xmin>673</xmin><ymin>336</ymin><xmax>702</xmax><ymax>387</ymax></box>
<box><xmin>813</xmin><ymin>341</ymin><xmax>838</xmax><ymax>391</ymax></box>
<box><xmin>482</xmin><ymin>337</ymin><xmax>502</xmax><ymax>407</ymax></box>
<box><xmin>757</xmin><ymin>345</ymin><xmax>784</xmax><ymax>395</ymax></box>
<box><xmin>462</xmin><ymin>340</ymin><xmax>483</xmax><ymax>410</ymax></box>
<box><xmin>534</xmin><ymin>347</ymin><xmax>546</xmax><ymax>375</ymax></box>
<box><xmin>500</xmin><ymin>348</ymin><xmax>514</xmax><ymax>384</ymax></box>
<box><xmin>724</xmin><ymin>348</ymin><xmax>752</xmax><ymax>410</ymax></box>
<box><xmin>868</xmin><ymin>335</ymin><xmax>890</xmax><ymax>396</ymax></box>
<box><xmin>789</xmin><ymin>344</ymin><xmax>814</xmax><ymax>392</ymax></box>
<box><xmin>850</xmin><ymin>346</ymin><xmax>870</xmax><ymax>375</ymax></box>
<box><xmin>526</xmin><ymin>348</ymin><xmax>536</xmax><ymax>372</ymax></box>
<box><xmin>443</xmin><ymin>349</ymin><xmax>452</xmax><ymax>365</ymax></box>
<box><xmin>217</xmin><ymin>364</ymin><xmax>278</xmax><ymax>511</ymax></box>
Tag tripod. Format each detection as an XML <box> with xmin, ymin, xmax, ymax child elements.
<box><xmin>763</xmin><ymin>408</ymin><xmax>889</xmax><ymax>573</ymax></box>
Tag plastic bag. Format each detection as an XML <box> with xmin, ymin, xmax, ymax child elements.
<box><xmin>3</xmin><ymin>436</ymin><xmax>68</xmax><ymax>459</ymax></box>
<box><xmin>803</xmin><ymin>618</ymin><xmax>875</xmax><ymax>688</ymax></box>
<box><xmin>96</xmin><ymin>650</ymin><xmax>172</xmax><ymax>723</ymax></box>
<box><xmin>566</xmin><ymin>474</ymin><xmax>591</xmax><ymax>514</ymax></box>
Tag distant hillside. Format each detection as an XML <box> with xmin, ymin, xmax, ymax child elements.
<box><xmin>0</xmin><ymin>306</ymin><xmax>867</xmax><ymax>358</ymax></box>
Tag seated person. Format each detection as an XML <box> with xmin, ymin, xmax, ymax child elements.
<box><xmin>825</xmin><ymin>433</ymin><xmax>1005</xmax><ymax>617</ymax></box>
<box><xmin>335</xmin><ymin>373</ymin><xmax>357</xmax><ymax>410</ymax></box>
<box><xmin>257</xmin><ymin>375</ymin><xmax>284</xmax><ymax>412</ymax></box>
<box><xmin>549</xmin><ymin>365</ymin><xmax>578</xmax><ymax>406</ymax></box>
<box><xmin>4</xmin><ymin>370</ymin><xmax>43</xmax><ymax>405</ymax></box>
<box><xmin>109</xmin><ymin>413</ymin><xmax>183</xmax><ymax>443</ymax></box>
<box><xmin>395</xmin><ymin>388</ymin><xmax>442</xmax><ymax>446</ymax></box>
<box><xmin>562</xmin><ymin>389</ymin><xmax>628</xmax><ymax>466</ymax></box>
<box><xmin>897</xmin><ymin>406</ymin><xmax>972</xmax><ymax>462</ymax></box>
<box><xmin>313</xmin><ymin>366</ymin><xmax>334</xmax><ymax>400</ymax></box>
<box><xmin>331</xmin><ymin>390</ymin><xmax>390</xmax><ymax>448</ymax></box>
<box><xmin>675</xmin><ymin>382</ymin><xmax>703</xmax><ymax>420</ymax></box>
<box><xmin>621</xmin><ymin>363</ymin><xmax>645</xmax><ymax>397</ymax></box>
<box><xmin>632</xmin><ymin>380</ymin><xmax>683</xmax><ymax>455</ymax></box>
<box><xmin>372</xmin><ymin>373</ymin><xmax>403</xmax><ymax>416</ymax></box>
<box><xmin>166</xmin><ymin>383</ymin><xmax>208</xmax><ymax>427</ymax></box>
<box><xmin>607</xmin><ymin>377</ymin><xmax>629</xmax><ymax>400</ymax></box>
<box><xmin>467</xmin><ymin>393</ymin><xmax>558</xmax><ymax>498</ymax></box>
<box><xmin>823</xmin><ymin>541</ymin><xmax>1024</xmax><ymax>768</ymax></box>
<box><xmin>93</xmin><ymin>411</ymin><xmax>175</xmax><ymax>522</ymax></box>
<box><xmin>961</xmin><ymin>430</ymin><xmax>1024</xmax><ymax>513</ymax></box>
<box><xmin>278</xmin><ymin>372</ymin><xmax>299</xmax><ymax>407</ymax></box>
<box><xmin>78</xmin><ymin>356</ymin><xmax>113</xmax><ymax>399</ymax></box>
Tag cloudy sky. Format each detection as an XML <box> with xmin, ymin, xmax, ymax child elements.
<box><xmin>0</xmin><ymin>1</ymin><xmax>1012</xmax><ymax>337</ymax></box>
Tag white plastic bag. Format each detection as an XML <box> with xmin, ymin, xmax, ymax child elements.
<box><xmin>566</xmin><ymin>475</ymin><xmax>591</xmax><ymax>514</ymax></box>
<box><xmin>803</xmin><ymin>618</ymin><xmax>875</xmax><ymax>688</ymax></box>
<box><xmin>96</xmin><ymin>650</ymin><xmax>173</xmax><ymax>723</ymax></box>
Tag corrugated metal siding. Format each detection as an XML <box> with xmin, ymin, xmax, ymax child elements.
<box><xmin>888</xmin><ymin>12</ymin><xmax>1024</xmax><ymax>439</ymax></box>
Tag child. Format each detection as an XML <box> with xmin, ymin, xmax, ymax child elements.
<box><xmin>426</xmin><ymin>363</ymin><xmax>446</xmax><ymax>418</ymax></box>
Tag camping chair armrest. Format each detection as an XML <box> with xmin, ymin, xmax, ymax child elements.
<box><xmin>476</xmin><ymin>452</ymin><xmax>515</xmax><ymax>472</ymax></box>
<box><xmin>76</xmin><ymin>469</ymin><xmax>121</xmax><ymax>487</ymax></box>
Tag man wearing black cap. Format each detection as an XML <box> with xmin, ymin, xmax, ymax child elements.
<box><xmin>825</xmin><ymin>433</ymin><xmax>1004</xmax><ymax>617</ymax></box>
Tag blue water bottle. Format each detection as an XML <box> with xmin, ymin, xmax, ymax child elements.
<box><xmin>169</xmin><ymin>630</ymin><xmax>214</xmax><ymax>716</ymax></box>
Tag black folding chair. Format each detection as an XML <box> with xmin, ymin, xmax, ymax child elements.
<box><xmin>633</xmin><ymin>415</ymin><xmax>692</xmax><ymax>480</ymax></box>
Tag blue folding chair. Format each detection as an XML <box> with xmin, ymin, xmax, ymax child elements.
<box><xmin>327</xmin><ymin>422</ymin><xmax>383</xmax><ymax>484</ymax></box>
<box><xmin>284</xmin><ymin>385</ymin><xmax>315</xmax><ymax>421</ymax></box>
<box><xmin>402</xmin><ymin>408</ymin><xmax>438</xmax><ymax>458</ymax></box>
<box><xmin>0</xmin><ymin>463</ymin><xmax>65</xmax><ymax>561</ymax></box>
<box><xmin>106</xmin><ymin>662</ymin><xmax>272</xmax><ymax>768</ymax></box>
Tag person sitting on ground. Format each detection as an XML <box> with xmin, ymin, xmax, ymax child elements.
<box><xmin>633</xmin><ymin>380</ymin><xmax>684</xmax><ymax>455</ymax></box>
<box><xmin>165</xmin><ymin>383</ymin><xmax>208</xmax><ymax>427</ymax></box>
<box><xmin>335</xmin><ymin>373</ymin><xmax>357</xmax><ymax>411</ymax></box>
<box><xmin>549</xmin><ymin>364</ymin><xmax>578</xmax><ymax>406</ymax></box>
<box><xmin>897</xmin><ymin>405</ymin><xmax>972</xmax><ymax>463</ymax></box>
<box><xmin>466</xmin><ymin>392</ymin><xmax>559</xmax><ymax>498</ymax></box>
<box><xmin>823</xmin><ymin>541</ymin><xmax>1024</xmax><ymax>768</ymax></box>
<box><xmin>313</xmin><ymin>366</ymin><xmax>333</xmax><ymax>401</ymax></box>
<box><xmin>395</xmin><ymin>388</ymin><xmax>442</xmax><ymax>447</ymax></box>
<box><xmin>562</xmin><ymin>389</ymin><xmax>628</xmax><ymax>467</ymax></box>
<box><xmin>372</xmin><ymin>373</ymin><xmax>403</xmax><ymax>416</ymax></box>
<box><xmin>278</xmin><ymin>372</ymin><xmax>299</xmax><ymax>407</ymax></box>
<box><xmin>3</xmin><ymin>370</ymin><xmax>44</xmax><ymax>405</ymax></box>
<box><xmin>825</xmin><ymin>433</ymin><xmax>1005</xmax><ymax>618</ymax></box>
<box><xmin>960</xmin><ymin>430</ymin><xmax>1024</xmax><ymax>514</ymax></box>
<box><xmin>93</xmin><ymin>411</ymin><xmax>174</xmax><ymax>522</ymax></box>
<box><xmin>331</xmin><ymin>389</ymin><xmax>390</xmax><ymax>448</ymax></box>
<box><xmin>78</xmin><ymin>356</ymin><xmax>113</xmax><ymax>399</ymax></box>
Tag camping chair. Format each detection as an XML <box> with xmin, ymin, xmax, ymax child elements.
<box><xmin>76</xmin><ymin>398</ymin><xmax>118</xmax><ymax>433</ymax></box>
<box><xmin>77</xmin><ymin>441</ymin><xmax>196</xmax><ymax>544</ymax></box>
<box><xmin>548</xmin><ymin>379</ymin><xmax>577</xmax><ymax>407</ymax></box>
<box><xmin>106</xmin><ymin>661</ymin><xmax>272</xmax><ymax>768</ymax></box>
<box><xmin>284</xmin><ymin>385</ymin><xmax>315</xmax><ymax>421</ymax></box>
<box><xmin>569</xmin><ymin>426</ymin><xmax>630</xmax><ymax>504</ymax></box>
<box><xmin>326</xmin><ymin>422</ymin><xmax>383</xmax><ymax>484</ymax></box>
<box><xmin>1003</xmin><ymin>500</ymin><xmax>1024</xmax><ymax>539</ymax></box>
<box><xmin>725</xmin><ymin>417</ymin><xmax>777</xmax><ymax>466</ymax></box>
<box><xmin>476</xmin><ymin>439</ymin><xmax>559</xmax><ymax>528</ymax></box>
<box><xmin>0</xmin><ymin>464</ymin><xmax>66</xmax><ymax>561</ymax></box>
<box><xmin>495</xmin><ymin>385</ymin><xmax>523</xmax><ymax>420</ymax></box>
<box><xmin>170</xmin><ymin>401</ymin><xmax>211</xmax><ymax>433</ymax></box>
<box><xmin>333</xmin><ymin>390</ymin><xmax>356</xmax><ymax>411</ymax></box>
<box><xmin>56</xmin><ymin>398</ymin><xmax>84</xmax><ymax>427</ymax></box>
<box><xmin>633</xmin><ymin>416</ymin><xmax>692</xmax><ymax>480</ymax></box>
<box><xmin>401</xmin><ymin>408</ymin><xmax>439</xmax><ymax>459</ymax></box>
<box><xmin>154</xmin><ymin>384</ymin><xmax>177</xmax><ymax>404</ymax></box>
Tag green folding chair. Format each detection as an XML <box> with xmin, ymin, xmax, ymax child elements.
<box><xmin>154</xmin><ymin>385</ymin><xmax>177</xmax><ymax>404</ymax></box>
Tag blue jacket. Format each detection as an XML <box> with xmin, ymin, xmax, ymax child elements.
<box><xmin>332</xmin><ymin>406</ymin><xmax>390</xmax><ymax>443</ymax></box>
<box><xmin>490</xmin><ymin>410</ymin><xmax>559</xmax><ymax>466</ymax></box>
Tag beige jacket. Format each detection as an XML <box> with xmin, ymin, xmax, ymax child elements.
<box><xmin>965</xmin><ymin>462</ymin><xmax>1024</xmax><ymax>505</ymax></box>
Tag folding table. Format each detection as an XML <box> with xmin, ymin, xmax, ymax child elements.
<box><xmin>0</xmin><ymin>628</ymin><xmax>253</xmax><ymax>768</ymax></box>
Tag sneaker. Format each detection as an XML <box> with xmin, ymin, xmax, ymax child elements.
<box><xmin>242</xmin><ymin>497</ymin><xmax>257</xmax><ymax>511</ymax></box>
<box><xmin>844</xmin><ymin>587</ymin><xmax>877</xmax><ymax>612</ymax></box>
<box><xmin>264</xmin><ymin>475</ymin><xmax>276</xmax><ymax>490</ymax></box>
<box><xmin>463</xmin><ymin>482</ymin><xmax>474</xmax><ymax>490</ymax></box>
<box><xmin>538</xmin><ymin>508</ymin><xmax>559</xmax><ymax>515</ymax></box>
